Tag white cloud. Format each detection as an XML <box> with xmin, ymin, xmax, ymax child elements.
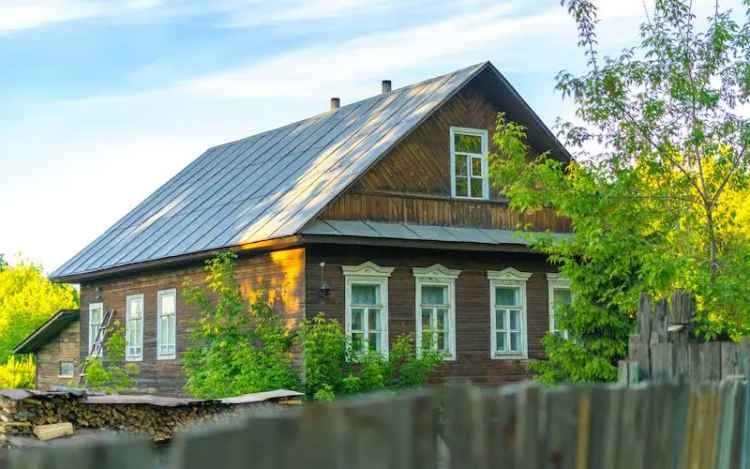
<box><xmin>0</xmin><ymin>0</ymin><xmax>160</xmax><ymax>32</ymax></box>
<box><xmin>179</xmin><ymin>4</ymin><xmax>570</xmax><ymax>101</ymax></box>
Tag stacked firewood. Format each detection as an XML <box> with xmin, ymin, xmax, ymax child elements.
<box><xmin>0</xmin><ymin>392</ymin><xmax>294</xmax><ymax>444</ymax></box>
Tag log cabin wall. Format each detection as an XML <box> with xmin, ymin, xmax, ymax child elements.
<box><xmin>305</xmin><ymin>244</ymin><xmax>556</xmax><ymax>385</ymax></box>
<box><xmin>317</xmin><ymin>72</ymin><xmax>571</xmax><ymax>232</ymax></box>
<box><xmin>35</xmin><ymin>321</ymin><xmax>80</xmax><ymax>390</ymax></box>
<box><xmin>78</xmin><ymin>248</ymin><xmax>305</xmax><ymax>395</ymax></box>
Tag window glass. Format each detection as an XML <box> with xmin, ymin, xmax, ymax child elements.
<box><xmin>158</xmin><ymin>290</ymin><xmax>177</xmax><ymax>358</ymax></box>
<box><xmin>454</xmin><ymin>133</ymin><xmax>482</xmax><ymax>153</ymax></box>
<box><xmin>347</xmin><ymin>282</ymin><xmax>385</xmax><ymax>356</ymax></box>
<box><xmin>452</xmin><ymin>129</ymin><xmax>487</xmax><ymax>199</ymax></box>
<box><xmin>59</xmin><ymin>361</ymin><xmax>74</xmax><ymax>378</ymax></box>
<box><xmin>126</xmin><ymin>296</ymin><xmax>143</xmax><ymax>360</ymax></box>
<box><xmin>352</xmin><ymin>284</ymin><xmax>377</xmax><ymax>305</ymax></box>
<box><xmin>495</xmin><ymin>287</ymin><xmax>517</xmax><ymax>305</ymax></box>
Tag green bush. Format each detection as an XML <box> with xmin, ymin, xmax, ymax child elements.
<box><xmin>182</xmin><ymin>252</ymin><xmax>300</xmax><ymax>398</ymax></box>
<box><xmin>301</xmin><ymin>315</ymin><xmax>443</xmax><ymax>400</ymax></box>
<box><xmin>84</xmin><ymin>320</ymin><xmax>138</xmax><ymax>393</ymax></box>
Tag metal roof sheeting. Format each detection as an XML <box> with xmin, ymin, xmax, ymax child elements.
<box><xmin>301</xmin><ymin>220</ymin><xmax>536</xmax><ymax>246</ymax></box>
<box><xmin>51</xmin><ymin>62</ymin><xmax>488</xmax><ymax>280</ymax></box>
<box><xmin>13</xmin><ymin>310</ymin><xmax>80</xmax><ymax>354</ymax></box>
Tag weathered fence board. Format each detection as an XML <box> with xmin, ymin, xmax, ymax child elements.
<box><xmin>8</xmin><ymin>379</ymin><xmax>750</xmax><ymax>469</ymax></box>
<box><xmin>623</xmin><ymin>290</ymin><xmax>750</xmax><ymax>383</ymax></box>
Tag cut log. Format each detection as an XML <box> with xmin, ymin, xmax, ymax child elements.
<box><xmin>33</xmin><ymin>422</ymin><xmax>74</xmax><ymax>441</ymax></box>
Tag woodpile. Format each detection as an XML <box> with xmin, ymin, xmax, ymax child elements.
<box><xmin>0</xmin><ymin>389</ymin><xmax>302</xmax><ymax>445</ymax></box>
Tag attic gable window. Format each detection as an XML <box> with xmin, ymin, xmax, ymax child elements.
<box><xmin>450</xmin><ymin>127</ymin><xmax>489</xmax><ymax>200</ymax></box>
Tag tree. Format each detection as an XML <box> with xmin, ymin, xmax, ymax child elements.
<box><xmin>182</xmin><ymin>252</ymin><xmax>300</xmax><ymax>398</ymax></box>
<box><xmin>491</xmin><ymin>0</ymin><xmax>750</xmax><ymax>382</ymax></box>
<box><xmin>0</xmin><ymin>255</ymin><xmax>6</xmax><ymax>271</ymax></box>
<box><xmin>0</xmin><ymin>260</ymin><xmax>78</xmax><ymax>362</ymax></box>
<box><xmin>84</xmin><ymin>320</ymin><xmax>138</xmax><ymax>393</ymax></box>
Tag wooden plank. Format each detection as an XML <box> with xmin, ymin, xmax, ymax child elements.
<box><xmin>652</xmin><ymin>343</ymin><xmax>673</xmax><ymax>381</ymax></box>
<box><xmin>720</xmin><ymin>343</ymin><xmax>742</xmax><ymax>379</ymax></box>
<box><xmin>32</xmin><ymin>422</ymin><xmax>74</xmax><ymax>441</ymax></box>
<box><xmin>443</xmin><ymin>385</ymin><xmax>488</xmax><ymax>469</ymax></box>
<box><xmin>514</xmin><ymin>383</ymin><xmax>543</xmax><ymax>469</ymax></box>
<box><xmin>628</xmin><ymin>361</ymin><xmax>641</xmax><ymax>385</ymax></box>
<box><xmin>699</xmin><ymin>343</ymin><xmax>722</xmax><ymax>382</ymax></box>
<box><xmin>541</xmin><ymin>386</ymin><xmax>578</xmax><ymax>469</ymax></box>
<box><xmin>618</xmin><ymin>360</ymin><xmax>629</xmax><ymax>385</ymax></box>
<box><xmin>715</xmin><ymin>379</ymin><xmax>740</xmax><ymax>469</ymax></box>
<box><xmin>588</xmin><ymin>385</ymin><xmax>624</xmax><ymax>468</ymax></box>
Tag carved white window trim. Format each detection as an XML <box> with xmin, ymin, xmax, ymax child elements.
<box><xmin>488</xmin><ymin>268</ymin><xmax>532</xmax><ymax>360</ymax></box>
<box><xmin>414</xmin><ymin>264</ymin><xmax>461</xmax><ymax>361</ymax></box>
<box><xmin>342</xmin><ymin>262</ymin><xmax>394</xmax><ymax>357</ymax></box>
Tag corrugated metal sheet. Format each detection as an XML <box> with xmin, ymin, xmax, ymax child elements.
<box><xmin>301</xmin><ymin>221</ymin><xmax>535</xmax><ymax>246</ymax></box>
<box><xmin>51</xmin><ymin>62</ymin><xmax>488</xmax><ymax>280</ymax></box>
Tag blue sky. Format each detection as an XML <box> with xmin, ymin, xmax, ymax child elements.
<box><xmin>0</xmin><ymin>0</ymin><xmax>737</xmax><ymax>274</ymax></box>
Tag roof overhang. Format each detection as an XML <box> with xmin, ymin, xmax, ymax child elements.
<box><xmin>14</xmin><ymin>309</ymin><xmax>80</xmax><ymax>355</ymax></box>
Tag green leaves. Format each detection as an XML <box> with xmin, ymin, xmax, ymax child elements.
<box><xmin>182</xmin><ymin>252</ymin><xmax>299</xmax><ymax>399</ymax></box>
<box><xmin>301</xmin><ymin>316</ymin><xmax>442</xmax><ymax>400</ymax></box>
<box><xmin>0</xmin><ymin>259</ymin><xmax>78</xmax><ymax>363</ymax></box>
<box><xmin>496</xmin><ymin>0</ymin><xmax>750</xmax><ymax>383</ymax></box>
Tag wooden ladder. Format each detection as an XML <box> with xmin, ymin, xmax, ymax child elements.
<box><xmin>78</xmin><ymin>309</ymin><xmax>114</xmax><ymax>386</ymax></box>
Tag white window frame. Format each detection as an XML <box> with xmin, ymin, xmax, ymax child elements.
<box><xmin>343</xmin><ymin>262</ymin><xmax>394</xmax><ymax>358</ymax></box>
<box><xmin>414</xmin><ymin>264</ymin><xmax>460</xmax><ymax>361</ymax></box>
<box><xmin>88</xmin><ymin>302</ymin><xmax>104</xmax><ymax>357</ymax></box>
<box><xmin>59</xmin><ymin>361</ymin><xmax>75</xmax><ymax>378</ymax></box>
<box><xmin>450</xmin><ymin>126</ymin><xmax>489</xmax><ymax>200</ymax></box>
<box><xmin>488</xmin><ymin>268</ymin><xmax>532</xmax><ymax>359</ymax></box>
<box><xmin>157</xmin><ymin>289</ymin><xmax>177</xmax><ymax>360</ymax></box>
<box><xmin>547</xmin><ymin>273</ymin><xmax>572</xmax><ymax>338</ymax></box>
<box><xmin>125</xmin><ymin>294</ymin><xmax>144</xmax><ymax>362</ymax></box>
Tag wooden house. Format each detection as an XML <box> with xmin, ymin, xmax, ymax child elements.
<box><xmin>37</xmin><ymin>62</ymin><xmax>572</xmax><ymax>394</ymax></box>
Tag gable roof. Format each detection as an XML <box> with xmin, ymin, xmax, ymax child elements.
<box><xmin>14</xmin><ymin>310</ymin><xmax>80</xmax><ymax>355</ymax></box>
<box><xmin>51</xmin><ymin>62</ymin><xmax>569</xmax><ymax>282</ymax></box>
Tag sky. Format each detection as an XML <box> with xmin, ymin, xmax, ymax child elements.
<box><xmin>0</xmin><ymin>0</ymin><xmax>741</xmax><ymax>275</ymax></box>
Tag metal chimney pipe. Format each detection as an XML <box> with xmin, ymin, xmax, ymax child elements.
<box><xmin>330</xmin><ymin>97</ymin><xmax>340</xmax><ymax>110</ymax></box>
<box><xmin>381</xmin><ymin>80</ymin><xmax>392</xmax><ymax>94</ymax></box>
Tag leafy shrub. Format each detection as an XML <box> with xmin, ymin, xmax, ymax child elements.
<box><xmin>301</xmin><ymin>315</ymin><xmax>443</xmax><ymax>400</ymax></box>
<box><xmin>182</xmin><ymin>252</ymin><xmax>300</xmax><ymax>398</ymax></box>
<box><xmin>84</xmin><ymin>320</ymin><xmax>138</xmax><ymax>393</ymax></box>
<box><xmin>0</xmin><ymin>355</ymin><xmax>35</xmax><ymax>388</ymax></box>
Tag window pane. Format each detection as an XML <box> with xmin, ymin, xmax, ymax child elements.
<box><xmin>161</xmin><ymin>293</ymin><xmax>175</xmax><ymax>315</ymax></box>
<box><xmin>437</xmin><ymin>332</ymin><xmax>445</xmax><ymax>351</ymax></box>
<box><xmin>368</xmin><ymin>308</ymin><xmax>379</xmax><ymax>332</ymax></box>
<box><xmin>471</xmin><ymin>156</ymin><xmax>482</xmax><ymax>176</ymax></box>
<box><xmin>351</xmin><ymin>308</ymin><xmax>364</xmax><ymax>331</ymax></box>
<box><xmin>422</xmin><ymin>286</ymin><xmax>446</xmax><ymax>305</ymax></box>
<box><xmin>495</xmin><ymin>288</ymin><xmax>517</xmax><ymax>306</ymax></box>
<box><xmin>59</xmin><ymin>362</ymin><xmax>74</xmax><ymax>377</ymax></box>
<box><xmin>352</xmin><ymin>284</ymin><xmax>377</xmax><ymax>305</ymax></box>
<box><xmin>495</xmin><ymin>309</ymin><xmax>506</xmax><ymax>330</ymax></box>
<box><xmin>454</xmin><ymin>133</ymin><xmax>482</xmax><ymax>153</ymax></box>
<box><xmin>470</xmin><ymin>177</ymin><xmax>483</xmax><ymax>198</ymax></box>
<box><xmin>351</xmin><ymin>332</ymin><xmax>364</xmax><ymax>353</ymax></box>
<box><xmin>368</xmin><ymin>332</ymin><xmax>380</xmax><ymax>352</ymax></box>
<box><xmin>455</xmin><ymin>154</ymin><xmax>468</xmax><ymax>176</ymax></box>
<box><xmin>496</xmin><ymin>332</ymin><xmax>506</xmax><ymax>352</ymax></box>
<box><xmin>455</xmin><ymin>176</ymin><xmax>468</xmax><ymax>197</ymax></box>
<box><xmin>436</xmin><ymin>309</ymin><xmax>447</xmax><ymax>331</ymax></box>
<box><xmin>509</xmin><ymin>310</ymin><xmax>520</xmax><ymax>330</ymax></box>
<box><xmin>553</xmin><ymin>288</ymin><xmax>572</xmax><ymax>306</ymax></box>
<box><xmin>510</xmin><ymin>332</ymin><xmax>520</xmax><ymax>352</ymax></box>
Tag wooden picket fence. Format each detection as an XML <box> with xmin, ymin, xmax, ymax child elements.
<box><xmin>624</xmin><ymin>291</ymin><xmax>749</xmax><ymax>383</ymax></box>
<box><xmin>7</xmin><ymin>378</ymin><xmax>750</xmax><ymax>469</ymax></box>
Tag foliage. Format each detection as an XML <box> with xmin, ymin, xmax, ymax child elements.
<box><xmin>492</xmin><ymin>0</ymin><xmax>750</xmax><ymax>382</ymax></box>
<box><xmin>301</xmin><ymin>315</ymin><xmax>443</xmax><ymax>400</ymax></box>
<box><xmin>84</xmin><ymin>320</ymin><xmax>138</xmax><ymax>393</ymax></box>
<box><xmin>0</xmin><ymin>355</ymin><xmax>35</xmax><ymax>389</ymax></box>
<box><xmin>0</xmin><ymin>254</ymin><xmax>6</xmax><ymax>271</ymax></box>
<box><xmin>0</xmin><ymin>259</ymin><xmax>78</xmax><ymax>363</ymax></box>
<box><xmin>182</xmin><ymin>252</ymin><xmax>299</xmax><ymax>398</ymax></box>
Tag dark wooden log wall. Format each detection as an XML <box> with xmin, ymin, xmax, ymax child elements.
<box><xmin>35</xmin><ymin>322</ymin><xmax>80</xmax><ymax>390</ymax></box>
<box><xmin>317</xmin><ymin>76</ymin><xmax>571</xmax><ymax>233</ymax></box>
<box><xmin>79</xmin><ymin>248</ymin><xmax>306</xmax><ymax>395</ymax></box>
<box><xmin>306</xmin><ymin>244</ymin><xmax>557</xmax><ymax>385</ymax></box>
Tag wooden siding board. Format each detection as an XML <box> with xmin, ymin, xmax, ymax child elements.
<box><xmin>316</xmin><ymin>78</ymin><xmax>570</xmax><ymax>233</ymax></box>
<box><xmin>78</xmin><ymin>247</ymin><xmax>306</xmax><ymax>395</ymax></box>
<box><xmin>305</xmin><ymin>244</ymin><xmax>555</xmax><ymax>385</ymax></box>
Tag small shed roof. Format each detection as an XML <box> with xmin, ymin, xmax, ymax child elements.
<box><xmin>13</xmin><ymin>310</ymin><xmax>80</xmax><ymax>355</ymax></box>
